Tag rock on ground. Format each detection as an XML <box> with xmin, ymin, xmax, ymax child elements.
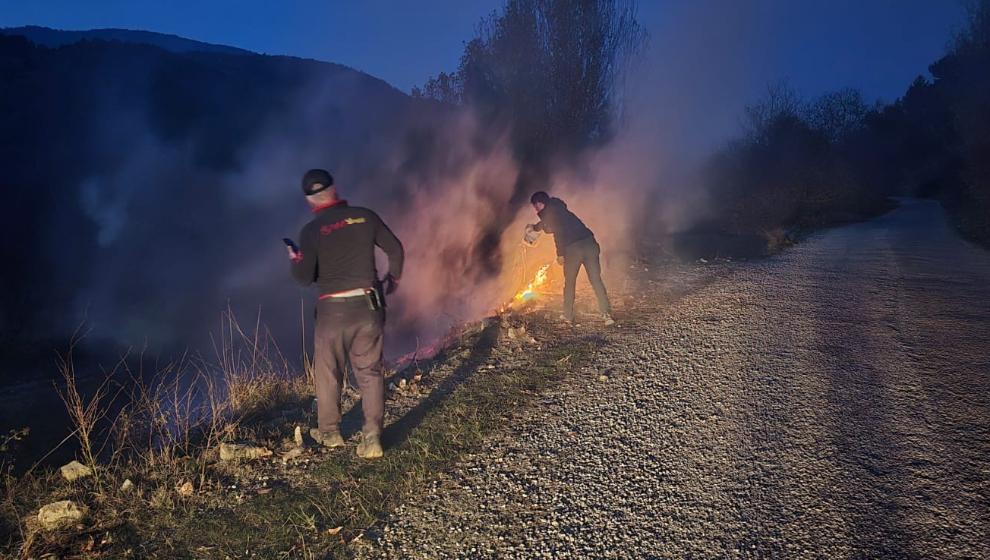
<box><xmin>37</xmin><ymin>500</ymin><xmax>87</xmax><ymax>530</ymax></box>
<box><xmin>59</xmin><ymin>460</ymin><xmax>92</xmax><ymax>482</ymax></box>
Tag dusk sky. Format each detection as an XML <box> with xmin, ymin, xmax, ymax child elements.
<box><xmin>0</xmin><ymin>1</ymin><xmax>965</xmax><ymax>101</ymax></box>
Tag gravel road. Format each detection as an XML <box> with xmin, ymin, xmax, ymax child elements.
<box><xmin>358</xmin><ymin>199</ymin><xmax>990</xmax><ymax>559</ymax></box>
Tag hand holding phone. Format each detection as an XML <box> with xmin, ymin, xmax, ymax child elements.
<box><xmin>283</xmin><ymin>238</ymin><xmax>302</xmax><ymax>261</ymax></box>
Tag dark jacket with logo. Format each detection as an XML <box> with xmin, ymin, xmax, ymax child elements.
<box><xmin>291</xmin><ymin>200</ymin><xmax>404</xmax><ymax>295</ymax></box>
<box><xmin>534</xmin><ymin>197</ymin><xmax>594</xmax><ymax>257</ymax></box>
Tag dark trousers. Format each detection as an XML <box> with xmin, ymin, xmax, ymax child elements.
<box><xmin>562</xmin><ymin>236</ymin><xmax>612</xmax><ymax>320</ymax></box>
<box><xmin>313</xmin><ymin>298</ymin><xmax>386</xmax><ymax>436</ymax></box>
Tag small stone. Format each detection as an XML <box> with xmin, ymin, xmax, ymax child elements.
<box><xmin>59</xmin><ymin>460</ymin><xmax>93</xmax><ymax>482</ymax></box>
<box><xmin>398</xmin><ymin>378</ymin><xmax>408</xmax><ymax>389</ymax></box>
<box><xmin>37</xmin><ymin>500</ymin><xmax>87</xmax><ymax>530</ymax></box>
<box><xmin>598</xmin><ymin>375</ymin><xmax>609</xmax><ymax>382</ymax></box>
<box><xmin>219</xmin><ymin>442</ymin><xmax>273</xmax><ymax>462</ymax></box>
<box><xmin>293</xmin><ymin>426</ymin><xmax>305</xmax><ymax>447</ymax></box>
<box><xmin>177</xmin><ymin>481</ymin><xmax>194</xmax><ymax>496</ymax></box>
<box><xmin>120</xmin><ymin>479</ymin><xmax>135</xmax><ymax>493</ymax></box>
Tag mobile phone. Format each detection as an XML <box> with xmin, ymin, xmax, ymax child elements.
<box><xmin>282</xmin><ymin>238</ymin><xmax>299</xmax><ymax>252</ymax></box>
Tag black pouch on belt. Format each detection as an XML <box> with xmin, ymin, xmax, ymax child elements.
<box><xmin>364</xmin><ymin>287</ymin><xmax>384</xmax><ymax>311</ymax></box>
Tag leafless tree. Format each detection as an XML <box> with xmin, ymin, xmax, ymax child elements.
<box><xmin>742</xmin><ymin>81</ymin><xmax>803</xmax><ymax>145</ymax></box>
<box><xmin>420</xmin><ymin>0</ymin><xmax>646</xmax><ymax>157</ymax></box>
<box><xmin>413</xmin><ymin>71</ymin><xmax>462</xmax><ymax>104</ymax></box>
<box><xmin>805</xmin><ymin>88</ymin><xmax>870</xmax><ymax>144</ymax></box>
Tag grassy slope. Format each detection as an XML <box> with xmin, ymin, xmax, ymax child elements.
<box><xmin>4</xmin><ymin>316</ymin><xmax>600</xmax><ymax>559</ymax></box>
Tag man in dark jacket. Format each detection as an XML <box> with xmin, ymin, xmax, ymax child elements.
<box><xmin>529</xmin><ymin>191</ymin><xmax>614</xmax><ymax>325</ymax></box>
<box><xmin>286</xmin><ymin>169</ymin><xmax>404</xmax><ymax>459</ymax></box>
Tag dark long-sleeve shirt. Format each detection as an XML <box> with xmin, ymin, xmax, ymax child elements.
<box><xmin>291</xmin><ymin>200</ymin><xmax>404</xmax><ymax>294</ymax></box>
<box><xmin>533</xmin><ymin>197</ymin><xmax>594</xmax><ymax>257</ymax></box>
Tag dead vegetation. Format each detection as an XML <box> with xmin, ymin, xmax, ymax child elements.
<box><xmin>0</xmin><ymin>309</ymin><xmax>311</xmax><ymax>558</ymax></box>
<box><xmin>0</xmin><ymin>305</ymin><xmax>599</xmax><ymax>559</ymax></box>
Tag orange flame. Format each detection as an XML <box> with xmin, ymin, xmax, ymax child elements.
<box><xmin>508</xmin><ymin>263</ymin><xmax>551</xmax><ymax>308</ymax></box>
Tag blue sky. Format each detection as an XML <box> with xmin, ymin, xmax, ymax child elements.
<box><xmin>0</xmin><ymin>0</ymin><xmax>967</xmax><ymax>156</ymax></box>
<box><xmin>0</xmin><ymin>1</ymin><xmax>965</xmax><ymax>99</ymax></box>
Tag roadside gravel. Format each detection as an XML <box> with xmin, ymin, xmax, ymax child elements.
<box><xmin>357</xmin><ymin>199</ymin><xmax>990</xmax><ymax>559</ymax></box>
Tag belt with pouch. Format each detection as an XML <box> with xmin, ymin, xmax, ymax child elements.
<box><xmin>319</xmin><ymin>287</ymin><xmax>384</xmax><ymax>310</ymax></box>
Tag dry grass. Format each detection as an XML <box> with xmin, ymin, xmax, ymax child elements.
<box><xmin>1</xmin><ymin>309</ymin><xmax>311</xmax><ymax>558</ymax></box>
<box><xmin>1</xmin><ymin>311</ymin><xmax>595</xmax><ymax>559</ymax></box>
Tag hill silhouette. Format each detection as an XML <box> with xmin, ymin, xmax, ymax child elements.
<box><xmin>1</xmin><ymin>25</ymin><xmax>255</xmax><ymax>56</ymax></box>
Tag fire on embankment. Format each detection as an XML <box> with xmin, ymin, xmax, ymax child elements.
<box><xmin>377</xmin><ymin>112</ymin><xmax>643</xmax><ymax>357</ymax></box>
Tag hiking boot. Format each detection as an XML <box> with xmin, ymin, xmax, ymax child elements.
<box><xmin>356</xmin><ymin>433</ymin><xmax>384</xmax><ymax>459</ymax></box>
<box><xmin>603</xmin><ymin>314</ymin><xmax>616</xmax><ymax>326</ymax></box>
<box><xmin>310</xmin><ymin>428</ymin><xmax>344</xmax><ymax>448</ymax></box>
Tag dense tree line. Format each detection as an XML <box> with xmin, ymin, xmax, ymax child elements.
<box><xmin>901</xmin><ymin>0</ymin><xmax>990</xmax><ymax>243</ymax></box>
<box><xmin>703</xmin><ymin>0</ymin><xmax>990</xmax><ymax>245</ymax></box>
<box><xmin>701</xmin><ymin>84</ymin><xmax>888</xmax><ymax>237</ymax></box>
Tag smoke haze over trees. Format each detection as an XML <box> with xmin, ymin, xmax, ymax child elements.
<box><xmin>0</xmin><ymin>0</ymin><xmax>649</xmax><ymax>383</ymax></box>
<box><xmin>415</xmin><ymin>0</ymin><xmax>645</xmax><ymax>176</ymax></box>
<box><xmin>0</xmin><ymin>30</ymin><xmax>436</xmax><ymax>377</ymax></box>
<box><xmin>384</xmin><ymin>0</ymin><xmax>649</xmax><ymax>341</ymax></box>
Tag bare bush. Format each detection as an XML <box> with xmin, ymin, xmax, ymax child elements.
<box><xmin>53</xmin><ymin>335</ymin><xmax>127</xmax><ymax>488</ymax></box>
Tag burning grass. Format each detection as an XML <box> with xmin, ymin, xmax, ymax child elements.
<box><xmin>510</xmin><ymin>263</ymin><xmax>552</xmax><ymax>306</ymax></box>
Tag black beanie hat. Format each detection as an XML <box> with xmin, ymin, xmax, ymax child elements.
<box><xmin>530</xmin><ymin>191</ymin><xmax>550</xmax><ymax>205</ymax></box>
<box><xmin>301</xmin><ymin>169</ymin><xmax>334</xmax><ymax>195</ymax></box>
